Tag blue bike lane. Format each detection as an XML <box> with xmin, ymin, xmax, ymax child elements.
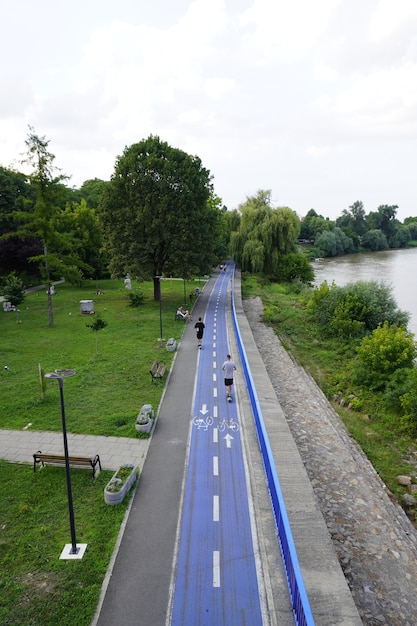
<box><xmin>170</xmin><ymin>268</ymin><xmax>264</xmax><ymax>625</ymax></box>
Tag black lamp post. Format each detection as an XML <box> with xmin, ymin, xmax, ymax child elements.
<box><xmin>156</xmin><ymin>276</ymin><xmax>163</xmax><ymax>339</ymax></box>
<box><xmin>45</xmin><ymin>368</ymin><xmax>80</xmax><ymax>557</ymax></box>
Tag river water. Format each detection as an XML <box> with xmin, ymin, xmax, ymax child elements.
<box><xmin>311</xmin><ymin>247</ymin><xmax>417</xmax><ymax>337</ymax></box>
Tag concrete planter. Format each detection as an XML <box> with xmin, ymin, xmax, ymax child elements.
<box><xmin>104</xmin><ymin>464</ymin><xmax>137</xmax><ymax>505</ymax></box>
<box><xmin>166</xmin><ymin>338</ymin><xmax>177</xmax><ymax>352</ymax></box>
<box><xmin>135</xmin><ymin>404</ymin><xmax>155</xmax><ymax>433</ymax></box>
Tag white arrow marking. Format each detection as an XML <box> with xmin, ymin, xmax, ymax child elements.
<box><xmin>224</xmin><ymin>434</ymin><xmax>233</xmax><ymax>448</ymax></box>
<box><xmin>200</xmin><ymin>404</ymin><xmax>208</xmax><ymax>415</ymax></box>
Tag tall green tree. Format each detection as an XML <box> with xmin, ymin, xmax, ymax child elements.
<box><xmin>336</xmin><ymin>200</ymin><xmax>368</xmax><ymax>236</ymax></box>
<box><xmin>79</xmin><ymin>178</ymin><xmax>108</xmax><ymax>209</ymax></box>
<box><xmin>57</xmin><ymin>199</ymin><xmax>105</xmax><ymax>279</ymax></box>
<box><xmin>99</xmin><ymin>135</ymin><xmax>220</xmax><ymax>299</ymax></box>
<box><xmin>230</xmin><ymin>190</ymin><xmax>302</xmax><ymax>278</ymax></box>
<box><xmin>20</xmin><ymin>128</ymin><xmax>69</xmax><ymax>326</ymax></box>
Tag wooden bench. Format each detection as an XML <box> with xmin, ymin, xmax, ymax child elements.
<box><xmin>150</xmin><ymin>360</ymin><xmax>167</xmax><ymax>383</ymax></box>
<box><xmin>33</xmin><ymin>451</ymin><xmax>101</xmax><ymax>478</ymax></box>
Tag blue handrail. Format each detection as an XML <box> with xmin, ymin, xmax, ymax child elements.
<box><xmin>231</xmin><ymin>268</ymin><xmax>315</xmax><ymax>626</ymax></box>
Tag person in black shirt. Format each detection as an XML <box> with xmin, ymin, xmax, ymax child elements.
<box><xmin>194</xmin><ymin>317</ymin><xmax>205</xmax><ymax>349</ymax></box>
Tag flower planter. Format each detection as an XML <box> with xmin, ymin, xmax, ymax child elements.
<box><xmin>104</xmin><ymin>464</ymin><xmax>137</xmax><ymax>505</ymax></box>
<box><xmin>135</xmin><ymin>404</ymin><xmax>155</xmax><ymax>433</ymax></box>
<box><xmin>166</xmin><ymin>337</ymin><xmax>177</xmax><ymax>352</ymax></box>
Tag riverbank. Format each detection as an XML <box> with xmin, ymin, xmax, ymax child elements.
<box><xmin>244</xmin><ymin>296</ymin><xmax>417</xmax><ymax>625</ymax></box>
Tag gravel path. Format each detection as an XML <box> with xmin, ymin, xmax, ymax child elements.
<box><xmin>244</xmin><ymin>297</ymin><xmax>417</xmax><ymax>626</ymax></box>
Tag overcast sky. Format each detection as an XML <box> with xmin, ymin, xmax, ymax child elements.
<box><xmin>1</xmin><ymin>0</ymin><xmax>417</xmax><ymax>221</ymax></box>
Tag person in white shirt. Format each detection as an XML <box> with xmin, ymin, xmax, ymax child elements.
<box><xmin>222</xmin><ymin>354</ymin><xmax>236</xmax><ymax>401</ymax></box>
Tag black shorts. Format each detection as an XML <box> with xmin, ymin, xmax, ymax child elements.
<box><xmin>196</xmin><ymin>331</ymin><xmax>203</xmax><ymax>339</ymax></box>
<box><xmin>224</xmin><ymin>378</ymin><xmax>233</xmax><ymax>386</ymax></box>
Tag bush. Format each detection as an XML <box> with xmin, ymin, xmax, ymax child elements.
<box><xmin>128</xmin><ymin>291</ymin><xmax>145</xmax><ymax>307</ymax></box>
<box><xmin>399</xmin><ymin>369</ymin><xmax>417</xmax><ymax>429</ymax></box>
<box><xmin>353</xmin><ymin>322</ymin><xmax>416</xmax><ymax>390</ymax></box>
<box><xmin>273</xmin><ymin>253</ymin><xmax>314</xmax><ymax>284</ymax></box>
<box><xmin>385</xmin><ymin>368</ymin><xmax>415</xmax><ymax>412</ymax></box>
<box><xmin>308</xmin><ymin>280</ymin><xmax>409</xmax><ymax>339</ymax></box>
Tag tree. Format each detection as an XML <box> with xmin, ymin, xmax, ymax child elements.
<box><xmin>57</xmin><ymin>199</ymin><xmax>105</xmax><ymax>279</ymax></box>
<box><xmin>20</xmin><ymin>128</ymin><xmax>69</xmax><ymax>326</ymax></box>
<box><xmin>0</xmin><ymin>272</ymin><xmax>25</xmax><ymax>307</ymax></box>
<box><xmin>230</xmin><ymin>190</ymin><xmax>304</xmax><ymax>280</ymax></box>
<box><xmin>377</xmin><ymin>204</ymin><xmax>398</xmax><ymax>245</ymax></box>
<box><xmin>86</xmin><ymin>314</ymin><xmax>108</xmax><ymax>354</ymax></box>
<box><xmin>336</xmin><ymin>201</ymin><xmax>367</xmax><ymax>236</ymax></box>
<box><xmin>99</xmin><ymin>135</ymin><xmax>220</xmax><ymax>300</ymax></box>
<box><xmin>361</xmin><ymin>229</ymin><xmax>388</xmax><ymax>251</ymax></box>
<box><xmin>299</xmin><ymin>209</ymin><xmax>333</xmax><ymax>240</ymax></box>
<box><xmin>312</xmin><ymin>227</ymin><xmax>355</xmax><ymax>258</ymax></box>
<box><xmin>0</xmin><ymin>166</ymin><xmax>35</xmax><ymax>235</ymax></box>
<box><xmin>79</xmin><ymin>178</ymin><xmax>108</xmax><ymax>209</ymax></box>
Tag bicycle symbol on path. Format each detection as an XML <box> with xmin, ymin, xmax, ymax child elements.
<box><xmin>193</xmin><ymin>415</ymin><xmax>213</xmax><ymax>430</ymax></box>
<box><xmin>192</xmin><ymin>416</ymin><xmax>239</xmax><ymax>432</ymax></box>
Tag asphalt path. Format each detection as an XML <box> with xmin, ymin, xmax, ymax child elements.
<box><xmin>169</xmin><ymin>268</ymin><xmax>263</xmax><ymax>624</ymax></box>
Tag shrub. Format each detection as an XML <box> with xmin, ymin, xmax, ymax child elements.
<box><xmin>353</xmin><ymin>322</ymin><xmax>416</xmax><ymax>390</ymax></box>
<box><xmin>308</xmin><ymin>280</ymin><xmax>409</xmax><ymax>339</ymax></box>
<box><xmin>274</xmin><ymin>253</ymin><xmax>314</xmax><ymax>284</ymax></box>
<box><xmin>399</xmin><ymin>369</ymin><xmax>417</xmax><ymax>429</ymax></box>
<box><xmin>128</xmin><ymin>291</ymin><xmax>145</xmax><ymax>307</ymax></box>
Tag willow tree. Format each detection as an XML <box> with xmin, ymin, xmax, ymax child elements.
<box><xmin>230</xmin><ymin>190</ymin><xmax>301</xmax><ymax>277</ymax></box>
<box><xmin>99</xmin><ymin>135</ymin><xmax>222</xmax><ymax>300</ymax></box>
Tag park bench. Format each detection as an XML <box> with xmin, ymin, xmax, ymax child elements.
<box><xmin>33</xmin><ymin>451</ymin><xmax>101</xmax><ymax>478</ymax></box>
<box><xmin>150</xmin><ymin>360</ymin><xmax>167</xmax><ymax>383</ymax></box>
<box><xmin>174</xmin><ymin>312</ymin><xmax>188</xmax><ymax>322</ymax></box>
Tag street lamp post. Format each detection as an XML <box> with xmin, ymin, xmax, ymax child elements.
<box><xmin>45</xmin><ymin>369</ymin><xmax>87</xmax><ymax>559</ymax></box>
<box><xmin>156</xmin><ymin>276</ymin><xmax>163</xmax><ymax>340</ymax></box>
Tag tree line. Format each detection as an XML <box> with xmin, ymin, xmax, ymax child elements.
<box><xmin>301</xmin><ymin>201</ymin><xmax>417</xmax><ymax>258</ymax></box>
<box><xmin>3</xmin><ymin>128</ymin><xmax>415</xmax><ymax>325</ymax></box>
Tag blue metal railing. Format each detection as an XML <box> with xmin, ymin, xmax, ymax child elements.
<box><xmin>231</xmin><ymin>269</ymin><xmax>315</xmax><ymax>626</ymax></box>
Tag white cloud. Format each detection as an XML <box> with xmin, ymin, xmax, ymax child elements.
<box><xmin>1</xmin><ymin>0</ymin><xmax>417</xmax><ymax>220</ymax></box>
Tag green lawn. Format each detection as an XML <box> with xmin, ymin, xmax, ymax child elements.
<box><xmin>0</xmin><ymin>276</ymin><xmax>204</xmax><ymax>625</ymax></box>
<box><xmin>0</xmin><ymin>277</ymin><xmax>203</xmax><ymax>436</ymax></box>
<box><xmin>0</xmin><ymin>460</ymin><xmax>127</xmax><ymax>626</ymax></box>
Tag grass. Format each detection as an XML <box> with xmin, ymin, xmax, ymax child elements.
<box><xmin>0</xmin><ymin>460</ymin><xmax>129</xmax><ymax>626</ymax></box>
<box><xmin>242</xmin><ymin>274</ymin><xmax>417</xmax><ymax>510</ymax></box>
<box><xmin>0</xmin><ymin>276</ymin><xmax>204</xmax><ymax>625</ymax></box>
<box><xmin>0</xmin><ymin>277</ymin><xmax>203</xmax><ymax>436</ymax></box>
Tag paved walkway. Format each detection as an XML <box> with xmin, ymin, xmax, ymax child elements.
<box><xmin>0</xmin><ymin>429</ymin><xmax>149</xmax><ymax>473</ymax></box>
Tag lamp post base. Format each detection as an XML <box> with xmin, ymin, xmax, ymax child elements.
<box><xmin>60</xmin><ymin>543</ymin><xmax>88</xmax><ymax>560</ymax></box>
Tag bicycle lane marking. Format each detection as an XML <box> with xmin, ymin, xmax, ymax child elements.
<box><xmin>170</xmin><ymin>270</ymin><xmax>263</xmax><ymax>625</ymax></box>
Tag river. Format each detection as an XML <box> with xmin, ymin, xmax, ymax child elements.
<box><xmin>311</xmin><ymin>247</ymin><xmax>417</xmax><ymax>337</ymax></box>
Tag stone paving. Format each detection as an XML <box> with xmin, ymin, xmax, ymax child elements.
<box><xmin>244</xmin><ymin>296</ymin><xmax>417</xmax><ymax>626</ymax></box>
